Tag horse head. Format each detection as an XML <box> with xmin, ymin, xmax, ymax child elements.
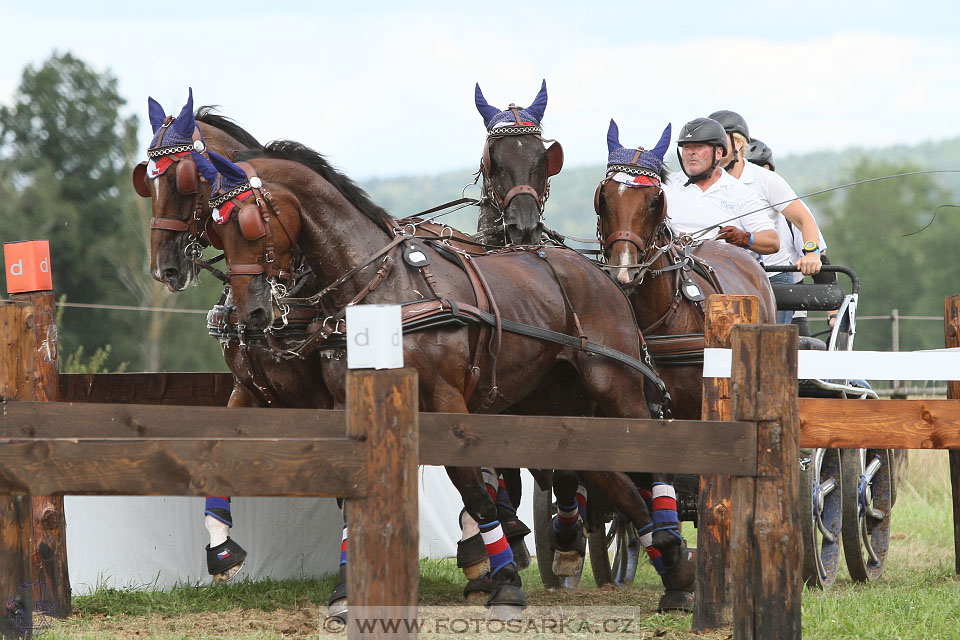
<box><xmin>595</xmin><ymin>120</ymin><xmax>671</xmax><ymax>286</ymax></box>
<box><xmin>134</xmin><ymin>89</ymin><xmax>260</xmax><ymax>291</ymax></box>
<box><xmin>202</xmin><ymin>151</ymin><xmax>301</xmax><ymax>331</ymax></box>
<box><xmin>475</xmin><ymin>80</ymin><xmax>563</xmax><ymax>245</ymax></box>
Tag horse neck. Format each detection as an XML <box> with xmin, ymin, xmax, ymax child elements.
<box><xmin>294</xmin><ymin>182</ymin><xmax>401</xmax><ymax>308</ymax></box>
<box><xmin>198</xmin><ymin>124</ymin><xmax>248</xmax><ymax>159</ymax></box>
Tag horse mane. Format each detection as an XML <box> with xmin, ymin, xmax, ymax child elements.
<box><xmin>236</xmin><ymin>140</ymin><xmax>393</xmax><ymax>232</ymax></box>
<box><xmin>195</xmin><ymin>106</ymin><xmax>263</xmax><ymax>150</ymax></box>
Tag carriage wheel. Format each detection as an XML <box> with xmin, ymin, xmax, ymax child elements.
<box><xmin>588</xmin><ymin>513</ymin><xmax>640</xmax><ymax>587</ymax></box>
<box><xmin>841</xmin><ymin>448</ymin><xmax>893</xmax><ymax>582</ymax></box>
<box><xmin>799</xmin><ymin>448</ymin><xmax>843</xmax><ymax>589</ymax></box>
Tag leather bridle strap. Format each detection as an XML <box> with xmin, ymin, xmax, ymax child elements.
<box><xmin>151</xmin><ymin>218</ymin><xmax>190</xmax><ymax>232</ymax></box>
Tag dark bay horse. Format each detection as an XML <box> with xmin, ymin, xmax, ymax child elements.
<box><xmin>474</xmin><ymin>81</ymin><xmax>563</xmax><ymax>245</ymax></box>
<box><xmin>201</xmin><ymin>142</ymin><xmax>671</xmax><ymax>610</ymax></box>
<box><xmin>595</xmin><ymin>119</ymin><xmax>777</xmax><ymax>419</ymax></box>
<box><xmin>133</xmin><ymin>91</ymin><xmax>336</xmax><ymax>593</ymax></box>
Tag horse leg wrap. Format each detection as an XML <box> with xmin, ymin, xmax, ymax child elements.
<box><xmin>205</xmin><ymin>496</ymin><xmax>233</xmax><ymax>527</ymax></box>
<box><xmin>206</xmin><ymin>537</ymin><xmax>247</xmax><ymax>585</ymax></box>
<box><xmin>651</xmin><ymin>482</ymin><xmax>683</xmax><ymax>545</ymax></box>
<box><xmin>657</xmin><ymin>545</ymin><xmax>696</xmax><ymax>613</ymax></box>
<box><xmin>327</xmin><ymin>564</ymin><xmax>348</xmax><ymax>623</ymax></box>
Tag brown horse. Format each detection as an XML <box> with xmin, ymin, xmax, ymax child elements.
<box><xmin>474</xmin><ymin>81</ymin><xmax>563</xmax><ymax>245</ymax></box>
<box><xmin>133</xmin><ymin>92</ymin><xmax>336</xmax><ymax>593</ymax></box>
<box><xmin>202</xmin><ymin>141</ymin><xmax>675</xmax><ymax>609</ymax></box>
<box><xmin>595</xmin><ymin>120</ymin><xmax>777</xmax><ymax>419</ymax></box>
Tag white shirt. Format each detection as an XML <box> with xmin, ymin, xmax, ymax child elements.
<box><xmin>664</xmin><ymin>169</ymin><xmax>775</xmax><ymax>243</ymax></box>
<box><xmin>737</xmin><ymin>162</ymin><xmax>826</xmax><ymax>266</ymax></box>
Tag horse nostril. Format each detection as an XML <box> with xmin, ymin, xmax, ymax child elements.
<box><xmin>162</xmin><ymin>268</ymin><xmax>180</xmax><ymax>283</ymax></box>
<box><xmin>247</xmin><ymin>307</ymin><xmax>269</xmax><ymax>329</ymax></box>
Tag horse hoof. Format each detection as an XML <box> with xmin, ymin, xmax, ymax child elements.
<box><xmin>211</xmin><ymin>562</ymin><xmax>244</xmax><ymax>585</ymax></box>
<box><xmin>465</xmin><ymin>590</ymin><xmax>489</xmax><ymax>604</ymax></box>
<box><xmin>462</xmin><ymin>559</ymin><xmax>490</xmax><ymax>581</ymax></box>
<box><xmin>510</xmin><ymin>538</ymin><xmax>531</xmax><ymax>570</ymax></box>
<box><xmin>327</xmin><ymin>597</ymin><xmax>348</xmax><ymax>623</ymax></box>
<box><xmin>657</xmin><ymin>589</ymin><xmax>694</xmax><ymax>613</ymax></box>
<box><xmin>487</xmin><ymin>601</ymin><xmax>526</xmax><ymax>620</ymax></box>
<box><xmin>464</xmin><ymin>576</ymin><xmax>496</xmax><ymax>603</ymax></box>
<box><xmin>552</xmin><ymin>549</ymin><xmax>584</xmax><ymax>578</ymax></box>
<box><xmin>486</xmin><ymin>565</ymin><xmax>526</xmax><ymax>612</ymax></box>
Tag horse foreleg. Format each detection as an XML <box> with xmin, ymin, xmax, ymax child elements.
<box><xmin>494</xmin><ymin>468</ymin><xmax>531</xmax><ymax>569</ymax></box>
<box><xmin>549</xmin><ymin>469</ymin><xmax>586</xmax><ymax>576</ymax></box>
<box><xmin>204</xmin><ymin>382</ymin><xmax>254</xmax><ymax>584</ymax></box>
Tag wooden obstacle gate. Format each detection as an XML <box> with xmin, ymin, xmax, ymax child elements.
<box><xmin>2</xmin><ymin>292</ymin><xmax>960</xmax><ymax>639</ymax></box>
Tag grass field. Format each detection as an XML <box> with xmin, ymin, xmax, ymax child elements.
<box><xmin>42</xmin><ymin>450</ymin><xmax>960</xmax><ymax>639</ymax></box>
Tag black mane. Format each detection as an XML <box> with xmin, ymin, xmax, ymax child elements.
<box><xmin>195</xmin><ymin>106</ymin><xmax>263</xmax><ymax>150</ymax></box>
<box><xmin>236</xmin><ymin>140</ymin><xmax>392</xmax><ymax>231</ymax></box>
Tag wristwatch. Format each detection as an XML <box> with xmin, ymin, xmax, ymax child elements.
<box><xmin>802</xmin><ymin>241</ymin><xmax>820</xmax><ymax>255</ymax></box>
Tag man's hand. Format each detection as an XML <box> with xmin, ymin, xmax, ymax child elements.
<box><xmin>716</xmin><ymin>225</ymin><xmax>751</xmax><ymax>248</ymax></box>
<box><xmin>796</xmin><ymin>252</ymin><xmax>822</xmax><ymax>275</ymax></box>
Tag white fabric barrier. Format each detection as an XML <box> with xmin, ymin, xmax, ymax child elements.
<box><xmin>703</xmin><ymin>347</ymin><xmax>960</xmax><ymax>380</ymax></box>
<box><xmin>65</xmin><ymin>466</ymin><xmax>536</xmax><ymax>594</ymax></box>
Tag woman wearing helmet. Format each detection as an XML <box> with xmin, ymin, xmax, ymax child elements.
<box><xmin>664</xmin><ymin>117</ymin><xmax>779</xmax><ymax>255</ymax></box>
<box><xmin>746</xmin><ymin>138</ymin><xmax>775</xmax><ymax>171</ymax></box>
<box><xmin>709</xmin><ymin>110</ymin><xmax>825</xmax><ymax>323</ymax></box>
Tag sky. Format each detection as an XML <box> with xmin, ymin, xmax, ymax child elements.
<box><xmin>1</xmin><ymin>1</ymin><xmax>959</xmax><ymax>180</ymax></box>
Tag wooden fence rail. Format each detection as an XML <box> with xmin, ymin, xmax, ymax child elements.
<box><xmin>5</xmin><ymin>292</ymin><xmax>960</xmax><ymax>639</ymax></box>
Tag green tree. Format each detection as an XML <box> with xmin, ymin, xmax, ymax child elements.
<box><xmin>0</xmin><ymin>52</ymin><xmax>226</xmax><ymax>372</ymax></box>
<box><xmin>821</xmin><ymin>159</ymin><xmax>957</xmax><ymax>352</ymax></box>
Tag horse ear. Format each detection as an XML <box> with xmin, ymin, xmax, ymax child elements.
<box><xmin>651</xmin><ymin>123</ymin><xmax>672</xmax><ymax>161</ymax></box>
<box><xmin>207</xmin><ymin>151</ymin><xmax>248</xmax><ymax>187</ymax></box>
<box><xmin>475</xmin><ymin>83</ymin><xmax>501</xmax><ymax>128</ymax></box>
<box><xmin>607</xmin><ymin>119</ymin><xmax>623</xmax><ymax>154</ymax></box>
<box><xmin>525</xmin><ymin>79</ymin><xmax>547</xmax><ymax>123</ymax></box>
<box><xmin>192</xmin><ymin>151</ymin><xmax>220</xmax><ymax>186</ymax></box>
<box><xmin>147</xmin><ymin>97</ymin><xmax>166</xmax><ymax>134</ymax></box>
<box><xmin>171</xmin><ymin>87</ymin><xmax>196</xmax><ymax>137</ymax></box>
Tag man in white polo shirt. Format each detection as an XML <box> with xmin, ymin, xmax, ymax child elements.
<box><xmin>709</xmin><ymin>110</ymin><xmax>825</xmax><ymax>324</ymax></box>
<box><xmin>664</xmin><ymin>117</ymin><xmax>779</xmax><ymax>257</ymax></box>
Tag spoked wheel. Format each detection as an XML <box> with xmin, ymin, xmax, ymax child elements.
<box><xmin>533</xmin><ymin>484</ymin><xmax>583</xmax><ymax>589</ymax></box>
<box><xmin>799</xmin><ymin>448</ymin><xmax>843</xmax><ymax>589</ymax></box>
<box><xmin>588</xmin><ymin>513</ymin><xmax>640</xmax><ymax>587</ymax></box>
<box><xmin>841</xmin><ymin>448</ymin><xmax>893</xmax><ymax>582</ymax></box>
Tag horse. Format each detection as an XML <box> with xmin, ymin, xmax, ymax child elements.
<box><xmin>198</xmin><ymin>141</ymin><xmax>681</xmax><ymax>611</ymax></box>
<box><xmin>133</xmin><ymin>92</ymin><xmax>340</xmax><ymax>603</ymax></box>
<box><xmin>595</xmin><ymin>119</ymin><xmax>777</xmax><ymax>419</ymax></box>
<box><xmin>594</xmin><ymin>121</ymin><xmax>778</xmax><ymax>609</ymax></box>
<box><xmin>474</xmin><ymin>80</ymin><xmax>563</xmax><ymax>246</ymax></box>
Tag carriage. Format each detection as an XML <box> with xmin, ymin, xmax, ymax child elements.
<box><xmin>531</xmin><ymin>264</ymin><xmax>898</xmax><ymax>591</ymax></box>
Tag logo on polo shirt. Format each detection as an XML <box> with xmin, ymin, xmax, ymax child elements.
<box><xmin>721</xmin><ymin>200</ymin><xmax>735</xmax><ymax>211</ymax></box>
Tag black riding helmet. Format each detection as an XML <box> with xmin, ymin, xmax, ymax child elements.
<box><xmin>676</xmin><ymin>117</ymin><xmax>728</xmax><ymax>185</ymax></box>
<box><xmin>746</xmin><ymin>138</ymin><xmax>775</xmax><ymax>171</ymax></box>
<box><xmin>709</xmin><ymin>110</ymin><xmax>750</xmax><ymax>170</ymax></box>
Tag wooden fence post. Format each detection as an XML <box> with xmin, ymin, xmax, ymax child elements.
<box><xmin>346</xmin><ymin>368</ymin><xmax>419</xmax><ymax>640</ymax></box>
<box><xmin>729</xmin><ymin>324</ymin><xmax>801</xmax><ymax>640</ymax></box>
<box><xmin>944</xmin><ymin>296</ymin><xmax>960</xmax><ymax>575</ymax></box>
<box><xmin>694</xmin><ymin>294</ymin><xmax>758</xmax><ymax>632</ymax></box>
<box><xmin>10</xmin><ymin>291</ymin><xmax>70</xmax><ymax>618</ymax></box>
<box><xmin>0</xmin><ymin>301</ymin><xmax>35</xmax><ymax>638</ymax></box>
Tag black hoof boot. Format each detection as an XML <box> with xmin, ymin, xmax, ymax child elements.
<box><xmin>457</xmin><ymin>532</ymin><xmax>490</xmax><ymax>580</ymax></box>
<box><xmin>486</xmin><ymin>563</ymin><xmax>526</xmax><ymax>617</ymax></box>
<box><xmin>206</xmin><ymin>538</ymin><xmax>247</xmax><ymax>585</ymax></box>
<box><xmin>548</xmin><ymin>518</ymin><xmax>586</xmax><ymax>577</ymax></box>
<box><xmin>657</xmin><ymin>545</ymin><xmax>696</xmax><ymax>613</ymax></box>
<box><xmin>498</xmin><ymin>509</ymin><xmax>532</xmax><ymax>570</ymax></box>
<box><xmin>327</xmin><ymin>564</ymin><xmax>348</xmax><ymax>623</ymax></box>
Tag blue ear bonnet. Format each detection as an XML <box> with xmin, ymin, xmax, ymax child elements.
<box><xmin>476</xmin><ymin>80</ymin><xmax>548</xmax><ymax>131</ymax></box>
<box><xmin>606</xmin><ymin>120</ymin><xmax>671</xmax><ymax>174</ymax></box>
<box><xmin>206</xmin><ymin>151</ymin><xmax>249</xmax><ymax>194</ymax></box>
<box><xmin>146</xmin><ymin>88</ymin><xmax>202</xmax><ymax>150</ymax></box>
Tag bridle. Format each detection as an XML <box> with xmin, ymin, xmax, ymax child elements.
<box><xmin>206</xmin><ymin>163</ymin><xmax>302</xmax><ymax>330</ymax></box>
<box><xmin>478</xmin><ymin>104</ymin><xmax>563</xmax><ymax>226</ymax></box>
<box><xmin>594</xmin><ymin>159</ymin><xmax>675</xmax><ymax>286</ymax></box>
<box><xmin>133</xmin><ymin>116</ymin><xmax>210</xmax><ymax>263</ymax></box>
